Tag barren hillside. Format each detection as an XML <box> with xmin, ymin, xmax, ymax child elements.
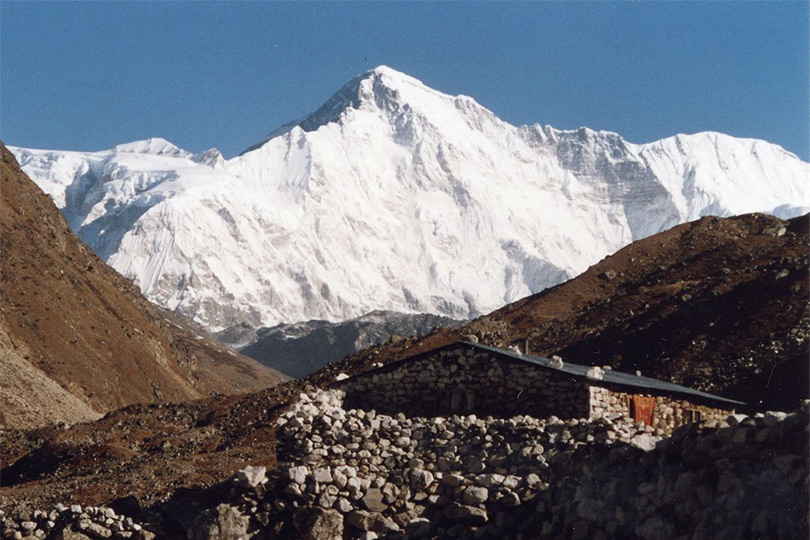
<box><xmin>313</xmin><ymin>212</ymin><xmax>809</xmax><ymax>412</ymax></box>
<box><xmin>0</xmin><ymin>143</ymin><xmax>286</xmax><ymax>430</ymax></box>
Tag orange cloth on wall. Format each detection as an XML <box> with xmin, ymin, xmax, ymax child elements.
<box><xmin>632</xmin><ymin>396</ymin><xmax>655</xmax><ymax>425</ymax></box>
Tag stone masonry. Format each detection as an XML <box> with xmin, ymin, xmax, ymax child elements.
<box><xmin>263</xmin><ymin>389</ymin><xmax>805</xmax><ymax>540</ymax></box>
<box><xmin>338</xmin><ymin>343</ymin><xmax>736</xmax><ymax>435</ymax></box>
<box><xmin>589</xmin><ymin>386</ymin><xmax>731</xmax><ymax>432</ymax></box>
<box><xmin>2</xmin><ymin>390</ymin><xmax>806</xmax><ymax>540</ymax></box>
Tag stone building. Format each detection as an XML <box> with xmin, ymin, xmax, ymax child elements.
<box><xmin>337</xmin><ymin>341</ymin><xmax>743</xmax><ymax>434</ymax></box>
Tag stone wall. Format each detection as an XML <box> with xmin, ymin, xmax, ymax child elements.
<box><xmin>590</xmin><ymin>386</ymin><xmax>733</xmax><ymax>432</ymax></box>
<box><xmin>262</xmin><ymin>389</ymin><xmax>806</xmax><ymax>540</ymax></box>
<box><xmin>340</xmin><ymin>345</ymin><xmax>735</xmax><ymax>435</ymax></box>
<box><xmin>270</xmin><ymin>389</ymin><xmax>667</xmax><ymax>540</ymax></box>
<box><xmin>1</xmin><ymin>504</ymin><xmax>159</xmax><ymax>540</ymax></box>
<box><xmin>3</xmin><ymin>391</ymin><xmax>805</xmax><ymax>540</ymax></box>
<box><xmin>340</xmin><ymin>347</ymin><xmax>590</xmax><ymax>420</ymax></box>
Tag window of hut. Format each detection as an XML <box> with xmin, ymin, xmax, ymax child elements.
<box><xmin>450</xmin><ymin>390</ymin><xmax>464</xmax><ymax>411</ymax></box>
<box><xmin>684</xmin><ymin>408</ymin><xmax>702</xmax><ymax>424</ymax></box>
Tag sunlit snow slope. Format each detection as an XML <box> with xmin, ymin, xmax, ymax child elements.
<box><xmin>11</xmin><ymin>66</ymin><xmax>810</xmax><ymax>331</ymax></box>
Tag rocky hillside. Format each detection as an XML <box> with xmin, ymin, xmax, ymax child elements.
<box><xmin>0</xmin><ymin>143</ymin><xmax>286</xmax><ymax>430</ymax></box>
<box><xmin>0</xmin><ymin>380</ymin><xmax>310</xmax><ymax>515</ymax></box>
<box><xmin>312</xmin><ymin>212</ymin><xmax>809</xmax><ymax>412</ymax></box>
<box><xmin>218</xmin><ymin>311</ymin><xmax>463</xmax><ymax>378</ymax></box>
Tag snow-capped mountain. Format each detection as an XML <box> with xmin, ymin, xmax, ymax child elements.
<box><xmin>11</xmin><ymin>66</ymin><xmax>810</xmax><ymax>332</ymax></box>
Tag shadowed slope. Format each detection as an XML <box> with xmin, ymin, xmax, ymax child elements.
<box><xmin>311</xmin><ymin>213</ymin><xmax>809</xmax><ymax>411</ymax></box>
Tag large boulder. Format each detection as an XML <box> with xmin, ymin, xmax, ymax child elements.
<box><xmin>444</xmin><ymin>504</ymin><xmax>489</xmax><ymax>525</ymax></box>
<box><xmin>292</xmin><ymin>508</ymin><xmax>343</xmax><ymax>540</ymax></box>
<box><xmin>191</xmin><ymin>504</ymin><xmax>249</xmax><ymax>540</ymax></box>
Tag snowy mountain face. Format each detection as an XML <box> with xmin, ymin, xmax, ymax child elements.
<box><xmin>11</xmin><ymin>66</ymin><xmax>810</xmax><ymax>332</ymax></box>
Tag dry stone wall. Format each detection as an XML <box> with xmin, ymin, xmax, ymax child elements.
<box><xmin>340</xmin><ymin>348</ymin><xmax>591</xmax><ymax>419</ymax></box>
<box><xmin>0</xmin><ymin>504</ymin><xmax>159</xmax><ymax>540</ymax></box>
<box><xmin>271</xmin><ymin>389</ymin><xmax>663</xmax><ymax>539</ymax></box>
<box><xmin>340</xmin><ymin>346</ymin><xmax>736</xmax><ymax>436</ymax></box>
<box><xmin>2</xmin><ymin>391</ymin><xmax>805</xmax><ymax>540</ymax></box>
<box><xmin>259</xmin><ymin>389</ymin><xmax>806</xmax><ymax>540</ymax></box>
<box><xmin>590</xmin><ymin>386</ymin><xmax>733</xmax><ymax>431</ymax></box>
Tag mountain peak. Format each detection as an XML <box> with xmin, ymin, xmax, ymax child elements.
<box><xmin>13</xmin><ymin>87</ymin><xmax>810</xmax><ymax>334</ymax></box>
<box><xmin>242</xmin><ymin>66</ymin><xmax>471</xmax><ymax>154</ymax></box>
<box><xmin>364</xmin><ymin>65</ymin><xmax>422</xmax><ymax>86</ymax></box>
<box><xmin>113</xmin><ymin>138</ymin><xmax>190</xmax><ymax>157</ymax></box>
<box><xmin>368</xmin><ymin>64</ymin><xmax>397</xmax><ymax>76</ymax></box>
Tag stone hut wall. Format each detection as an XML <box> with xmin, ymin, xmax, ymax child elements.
<box><xmin>339</xmin><ymin>344</ymin><xmax>737</xmax><ymax>433</ymax></box>
<box><xmin>340</xmin><ymin>346</ymin><xmax>591</xmax><ymax>419</ymax></box>
<box><xmin>4</xmin><ymin>392</ymin><xmax>803</xmax><ymax>540</ymax></box>
<box><xmin>589</xmin><ymin>385</ymin><xmax>735</xmax><ymax>434</ymax></box>
<box><xmin>263</xmin><ymin>390</ymin><xmax>808</xmax><ymax>540</ymax></box>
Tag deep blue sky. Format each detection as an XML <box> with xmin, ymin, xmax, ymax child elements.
<box><xmin>2</xmin><ymin>2</ymin><xmax>808</xmax><ymax>160</ymax></box>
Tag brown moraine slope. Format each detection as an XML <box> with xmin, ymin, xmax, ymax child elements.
<box><xmin>0</xmin><ymin>142</ymin><xmax>287</xmax><ymax>431</ymax></box>
<box><xmin>312</xmin><ymin>212</ymin><xmax>810</xmax><ymax>412</ymax></box>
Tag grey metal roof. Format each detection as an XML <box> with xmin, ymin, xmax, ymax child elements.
<box><xmin>466</xmin><ymin>342</ymin><xmax>746</xmax><ymax>407</ymax></box>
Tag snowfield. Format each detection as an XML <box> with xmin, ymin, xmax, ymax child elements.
<box><xmin>11</xmin><ymin>66</ymin><xmax>810</xmax><ymax>331</ymax></box>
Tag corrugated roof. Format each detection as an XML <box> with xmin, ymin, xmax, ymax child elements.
<box><xmin>467</xmin><ymin>342</ymin><xmax>745</xmax><ymax>407</ymax></box>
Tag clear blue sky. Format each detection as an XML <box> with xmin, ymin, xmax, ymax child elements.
<box><xmin>2</xmin><ymin>2</ymin><xmax>808</xmax><ymax>160</ymax></box>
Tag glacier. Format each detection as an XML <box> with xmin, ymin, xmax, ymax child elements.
<box><xmin>10</xmin><ymin>66</ymin><xmax>810</xmax><ymax>332</ymax></box>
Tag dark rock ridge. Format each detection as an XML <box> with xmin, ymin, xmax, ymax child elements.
<box><xmin>218</xmin><ymin>311</ymin><xmax>463</xmax><ymax>378</ymax></box>
<box><xmin>311</xmin><ymin>213</ymin><xmax>810</xmax><ymax>412</ymax></box>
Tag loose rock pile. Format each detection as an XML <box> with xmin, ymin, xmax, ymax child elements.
<box><xmin>0</xmin><ymin>504</ymin><xmax>158</xmax><ymax>540</ymax></box>
<box><xmin>270</xmin><ymin>389</ymin><xmax>662</xmax><ymax>539</ymax></box>
<box><xmin>3</xmin><ymin>390</ymin><xmax>807</xmax><ymax>540</ymax></box>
